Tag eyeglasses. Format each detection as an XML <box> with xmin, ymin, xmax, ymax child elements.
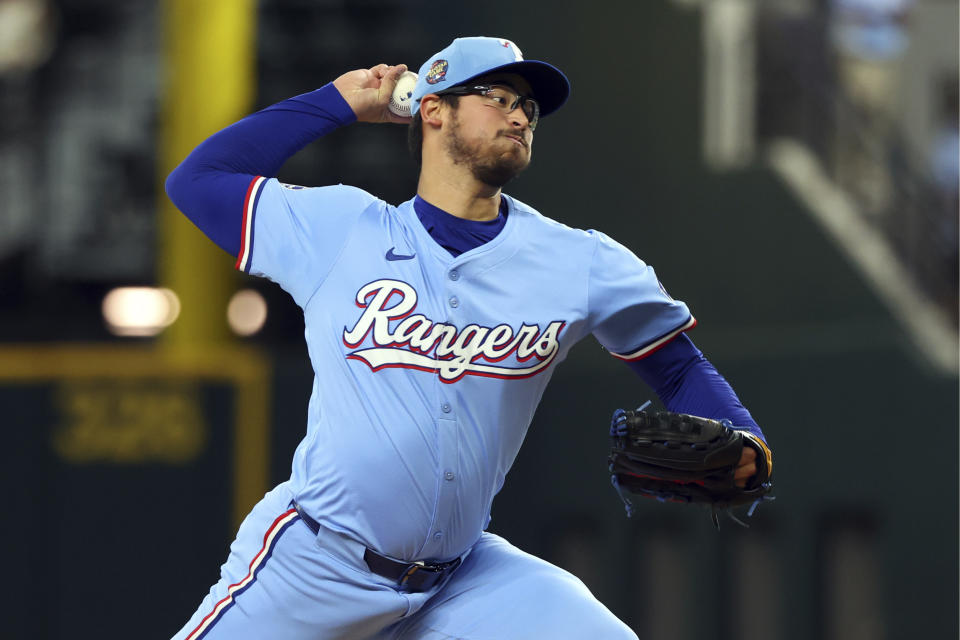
<box><xmin>440</xmin><ymin>84</ymin><xmax>540</xmax><ymax>131</ymax></box>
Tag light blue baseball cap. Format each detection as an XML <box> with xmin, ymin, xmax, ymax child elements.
<box><xmin>410</xmin><ymin>36</ymin><xmax>570</xmax><ymax>118</ymax></box>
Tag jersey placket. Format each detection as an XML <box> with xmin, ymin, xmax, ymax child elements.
<box><xmin>422</xmin><ymin>261</ymin><xmax>467</xmax><ymax>559</ymax></box>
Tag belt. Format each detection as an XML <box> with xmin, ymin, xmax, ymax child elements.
<box><xmin>292</xmin><ymin>502</ymin><xmax>461</xmax><ymax>593</ymax></box>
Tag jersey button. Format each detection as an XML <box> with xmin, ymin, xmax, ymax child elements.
<box><xmin>434</xmin><ymin>531</ymin><xmax>443</xmax><ymax>540</ymax></box>
<box><xmin>448</xmin><ymin>296</ymin><xmax>459</xmax><ymax>308</ymax></box>
<box><xmin>441</xmin><ymin>403</ymin><xmax>451</xmax><ymax>413</ymax></box>
<box><xmin>449</xmin><ymin>270</ymin><xmax>460</xmax><ymax>281</ymax></box>
<box><xmin>444</xmin><ymin>471</ymin><xmax>455</xmax><ymax>481</ymax></box>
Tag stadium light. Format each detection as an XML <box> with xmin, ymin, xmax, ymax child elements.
<box><xmin>227</xmin><ymin>289</ymin><xmax>267</xmax><ymax>337</ymax></box>
<box><xmin>102</xmin><ymin>287</ymin><xmax>181</xmax><ymax>336</ymax></box>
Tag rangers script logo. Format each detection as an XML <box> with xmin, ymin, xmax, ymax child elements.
<box><xmin>343</xmin><ymin>280</ymin><xmax>565</xmax><ymax>383</ymax></box>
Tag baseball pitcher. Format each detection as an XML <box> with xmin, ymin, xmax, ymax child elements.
<box><xmin>165</xmin><ymin>36</ymin><xmax>771</xmax><ymax>639</ymax></box>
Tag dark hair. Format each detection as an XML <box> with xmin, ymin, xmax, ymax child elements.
<box><xmin>407</xmin><ymin>94</ymin><xmax>460</xmax><ymax>167</ymax></box>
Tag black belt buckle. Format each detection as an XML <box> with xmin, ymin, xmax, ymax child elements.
<box><xmin>363</xmin><ymin>547</ymin><xmax>462</xmax><ymax>593</ymax></box>
<box><xmin>399</xmin><ymin>556</ymin><xmax>461</xmax><ymax>592</ymax></box>
<box><xmin>292</xmin><ymin>502</ymin><xmax>461</xmax><ymax>593</ymax></box>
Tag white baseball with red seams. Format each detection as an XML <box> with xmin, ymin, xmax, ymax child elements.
<box><xmin>388</xmin><ymin>70</ymin><xmax>418</xmax><ymax>116</ymax></box>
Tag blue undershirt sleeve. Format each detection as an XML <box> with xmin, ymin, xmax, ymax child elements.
<box><xmin>164</xmin><ymin>83</ymin><xmax>356</xmax><ymax>256</ymax></box>
<box><xmin>626</xmin><ymin>333</ymin><xmax>766</xmax><ymax>443</ymax></box>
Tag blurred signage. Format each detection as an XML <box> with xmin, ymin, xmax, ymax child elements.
<box><xmin>53</xmin><ymin>380</ymin><xmax>207</xmax><ymax>464</ymax></box>
<box><xmin>0</xmin><ymin>344</ymin><xmax>270</xmax><ymax>524</ymax></box>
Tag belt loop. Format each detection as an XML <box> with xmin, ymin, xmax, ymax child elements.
<box><xmin>292</xmin><ymin>501</ymin><xmax>320</xmax><ymax>535</ymax></box>
<box><xmin>399</xmin><ymin>564</ymin><xmax>420</xmax><ymax>586</ymax></box>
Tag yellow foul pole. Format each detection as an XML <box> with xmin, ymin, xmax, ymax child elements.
<box><xmin>158</xmin><ymin>1</ymin><xmax>267</xmax><ymax>526</ymax></box>
<box><xmin>159</xmin><ymin>0</ymin><xmax>256</xmax><ymax>348</ymax></box>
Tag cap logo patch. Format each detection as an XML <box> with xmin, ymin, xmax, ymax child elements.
<box><xmin>425</xmin><ymin>59</ymin><xmax>448</xmax><ymax>85</ymax></box>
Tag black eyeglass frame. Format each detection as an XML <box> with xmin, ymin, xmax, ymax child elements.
<box><xmin>437</xmin><ymin>84</ymin><xmax>541</xmax><ymax>130</ymax></box>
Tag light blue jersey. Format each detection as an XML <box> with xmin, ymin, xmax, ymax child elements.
<box><xmin>242</xmin><ymin>177</ymin><xmax>694</xmax><ymax>562</ymax></box>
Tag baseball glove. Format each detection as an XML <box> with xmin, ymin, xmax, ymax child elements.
<box><xmin>608</xmin><ymin>406</ymin><xmax>773</xmax><ymax>527</ymax></box>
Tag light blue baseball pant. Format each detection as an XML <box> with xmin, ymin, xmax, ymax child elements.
<box><xmin>171</xmin><ymin>482</ymin><xmax>637</xmax><ymax>640</ymax></box>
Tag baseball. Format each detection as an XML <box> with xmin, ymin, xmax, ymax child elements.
<box><xmin>388</xmin><ymin>70</ymin><xmax>418</xmax><ymax>117</ymax></box>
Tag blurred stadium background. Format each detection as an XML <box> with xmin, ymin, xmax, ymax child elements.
<box><xmin>1</xmin><ymin>0</ymin><xmax>956</xmax><ymax>638</ymax></box>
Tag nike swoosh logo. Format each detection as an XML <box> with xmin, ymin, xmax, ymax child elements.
<box><xmin>386</xmin><ymin>248</ymin><xmax>416</xmax><ymax>261</ymax></box>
